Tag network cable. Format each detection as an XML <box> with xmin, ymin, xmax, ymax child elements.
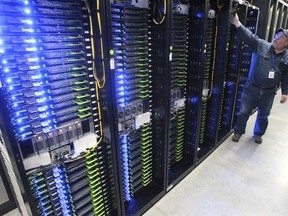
<box><xmin>152</xmin><ymin>0</ymin><xmax>167</xmax><ymax>25</ymax></box>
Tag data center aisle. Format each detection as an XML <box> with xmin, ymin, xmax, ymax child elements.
<box><xmin>144</xmin><ymin>91</ymin><xmax>288</xmax><ymax>216</ymax></box>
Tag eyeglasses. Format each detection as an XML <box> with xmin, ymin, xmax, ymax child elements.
<box><xmin>274</xmin><ymin>32</ymin><xmax>288</xmax><ymax>40</ymax></box>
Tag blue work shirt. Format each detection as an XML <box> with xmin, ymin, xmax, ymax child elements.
<box><xmin>237</xmin><ymin>25</ymin><xmax>288</xmax><ymax>95</ymax></box>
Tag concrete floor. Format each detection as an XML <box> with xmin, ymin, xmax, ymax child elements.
<box><xmin>144</xmin><ymin>92</ymin><xmax>288</xmax><ymax>216</ymax></box>
<box><xmin>4</xmin><ymin>92</ymin><xmax>288</xmax><ymax>216</ymax></box>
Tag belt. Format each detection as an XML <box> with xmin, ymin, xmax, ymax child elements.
<box><xmin>250</xmin><ymin>83</ymin><xmax>276</xmax><ymax>90</ymax></box>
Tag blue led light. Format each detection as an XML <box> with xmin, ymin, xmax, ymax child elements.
<box><xmin>121</xmin><ymin>135</ymin><xmax>130</xmax><ymax>201</ymax></box>
<box><xmin>26</xmin><ymin>47</ymin><xmax>37</xmax><ymax>51</ymax></box>
<box><xmin>117</xmin><ymin>86</ymin><xmax>125</xmax><ymax>91</ymax></box>
<box><xmin>117</xmin><ymin>74</ymin><xmax>124</xmax><ymax>79</ymax></box>
<box><xmin>51</xmin><ymin>167</ymin><xmax>73</xmax><ymax>215</ymax></box>
<box><xmin>191</xmin><ymin>97</ymin><xmax>198</xmax><ymax>104</ymax></box>
<box><xmin>196</xmin><ymin>12</ymin><xmax>204</xmax><ymax>18</ymax></box>
<box><xmin>22</xmin><ymin>19</ymin><xmax>33</xmax><ymax>25</ymax></box>
<box><xmin>28</xmin><ymin>58</ymin><xmax>39</xmax><ymax>63</ymax></box>
<box><xmin>24</xmin><ymin>8</ymin><xmax>31</xmax><ymax>14</ymax></box>
<box><xmin>7</xmin><ymin>78</ymin><xmax>12</xmax><ymax>83</ymax></box>
<box><xmin>117</xmin><ymin>80</ymin><xmax>125</xmax><ymax>85</ymax></box>
<box><xmin>24</xmin><ymin>0</ymin><xmax>29</xmax><ymax>5</ymax></box>
<box><xmin>24</xmin><ymin>38</ymin><xmax>36</xmax><ymax>43</ymax></box>
<box><xmin>118</xmin><ymin>92</ymin><xmax>125</xmax><ymax>96</ymax></box>
<box><xmin>4</xmin><ymin>68</ymin><xmax>9</xmax><ymax>73</ymax></box>
<box><xmin>2</xmin><ymin>60</ymin><xmax>7</xmax><ymax>64</ymax></box>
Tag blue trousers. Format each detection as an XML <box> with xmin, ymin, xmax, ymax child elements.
<box><xmin>234</xmin><ymin>83</ymin><xmax>276</xmax><ymax>136</ymax></box>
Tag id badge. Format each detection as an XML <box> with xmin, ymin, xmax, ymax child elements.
<box><xmin>268</xmin><ymin>69</ymin><xmax>275</xmax><ymax>79</ymax></box>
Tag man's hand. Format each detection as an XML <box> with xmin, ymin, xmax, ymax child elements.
<box><xmin>230</xmin><ymin>13</ymin><xmax>241</xmax><ymax>28</ymax></box>
<box><xmin>280</xmin><ymin>95</ymin><xmax>287</xmax><ymax>104</ymax></box>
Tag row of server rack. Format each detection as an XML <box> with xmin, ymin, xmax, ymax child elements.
<box><xmin>0</xmin><ymin>0</ymin><xmax>261</xmax><ymax>215</ymax></box>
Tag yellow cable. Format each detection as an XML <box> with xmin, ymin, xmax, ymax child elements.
<box><xmin>97</xmin><ymin>1</ymin><xmax>106</xmax><ymax>88</ymax></box>
<box><xmin>153</xmin><ymin>0</ymin><xmax>167</xmax><ymax>25</ymax></box>
<box><xmin>85</xmin><ymin>0</ymin><xmax>106</xmax><ymax>88</ymax></box>
<box><xmin>207</xmin><ymin>15</ymin><xmax>218</xmax><ymax>100</ymax></box>
<box><xmin>68</xmin><ymin>0</ymin><xmax>105</xmax><ymax>162</ymax></box>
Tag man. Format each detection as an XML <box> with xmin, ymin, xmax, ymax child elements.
<box><xmin>230</xmin><ymin>13</ymin><xmax>288</xmax><ymax>144</ymax></box>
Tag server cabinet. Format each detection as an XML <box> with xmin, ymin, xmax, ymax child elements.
<box><xmin>232</xmin><ymin>4</ymin><xmax>259</xmax><ymax>128</ymax></box>
<box><xmin>208</xmin><ymin>0</ymin><xmax>232</xmax><ymax>147</ymax></box>
<box><xmin>0</xmin><ymin>0</ymin><xmax>120</xmax><ymax>215</ymax></box>
<box><xmin>103</xmin><ymin>1</ymin><xmax>166</xmax><ymax>215</ymax></box>
<box><xmin>218</xmin><ymin>1</ymin><xmax>249</xmax><ymax>141</ymax></box>
<box><xmin>187</xmin><ymin>0</ymin><xmax>232</xmax><ymax>162</ymax></box>
<box><xmin>186</xmin><ymin>0</ymin><xmax>209</xmax><ymax>165</ymax></box>
<box><xmin>152</xmin><ymin>1</ymin><xmax>194</xmax><ymax>190</ymax></box>
<box><xmin>163</xmin><ymin>1</ymin><xmax>195</xmax><ymax>188</ymax></box>
<box><xmin>250</xmin><ymin>0</ymin><xmax>272</xmax><ymax>40</ymax></box>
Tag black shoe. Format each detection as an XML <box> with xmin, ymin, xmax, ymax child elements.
<box><xmin>232</xmin><ymin>133</ymin><xmax>241</xmax><ymax>142</ymax></box>
<box><xmin>253</xmin><ymin>135</ymin><xmax>262</xmax><ymax>144</ymax></box>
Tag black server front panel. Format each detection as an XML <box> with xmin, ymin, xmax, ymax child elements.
<box><xmin>0</xmin><ymin>0</ymin><xmax>118</xmax><ymax>215</ymax></box>
<box><xmin>167</xmin><ymin>1</ymin><xmax>194</xmax><ymax>186</ymax></box>
<box><xmin>187</xmin><ymin>0</ymin><xmax>232</xmax><ymax>161</ymax></box>
<box><xmin>187</xmin><ymin>0</ymin><xmax>221</xmax><ymax>161</ymax></box>
<box><xmin>205</xmin><ymin>1</ymin><xmax>232</xmax><ymax>148</ymax></box>
<box><xmin>218</xmin><ymin>1</ymin><xmax>248</xmax><ymax>141</ymax></box>
<box><xmin>107</xmin><ymin>1</ymin><xmax>165</xmax><ymax>215</ymax></box>
<box><xmin>233</xmin><ymin>5</ymin><xmax>259</xmax><ymax>127</ymax></box>
<box><xmin>186</xmin><ymin>0</ymin><xmax>208</xmax><ymax>167</ymax></box>
<box><xmin>28</xmin><ymin>142</ymin><xmax>116</xmax><ymax>216</ymax></box>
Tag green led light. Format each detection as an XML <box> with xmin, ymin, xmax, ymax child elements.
<box><xmin>71</xmin><ymin>72</ymin><xmax>87</xmax><ymax>77</ymax></box>
<box><xmin>74</xmin><ymin>86</ymin><xmax>89</xmax><ymax>91</ymax></box>
<box><xmin>74</xmin><ymin>80</ymin><xmax>88</xmax><ymax>85</ymax></box>
<box><xmin>72</xmin><ymin>65</ymin><xmax>86</xmax><ymax>70</ymax></box>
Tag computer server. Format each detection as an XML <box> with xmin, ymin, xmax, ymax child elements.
<box><xmin>107</xmin><ymin>1</ymin><xmax>165</xmax><ymax>215</ymax></box>
<box><xmin>187</xmin><ymin>0</ymin><xmax>233</xmax><ymax>161</ymax></box>
<box><xmin>167</xmin><ymin>1</ymin><xmax>191</xmax><ymax>184</ymax></box>
<box><xmin>0</xmin><ymin>0</ymin><xmax>118</xmax><ymax>215</ymax></box>
<box><xmin>110</xmin><ymin>1</ymin><xmax>152</xmax><ymax>197</ymax></box>
<box><xmin>187</xmin><ymin>1</ymin><xmax>218</xmax><ymax>160</ymax></box>
<box><xmin>218</xmin><ymin>1</ymin><xmax>248</xmax><ymax>139</ymax></box>
<box><xmin>198</xmin><ymin>9</ymin><xmax>215</xmax><ymax>152</ymax></box>
<box><xmin>233</xmin><ymin>4</ymin><xmax>259</xmax><ymax>127</ymax></box>
<box><xmin>186</xmin><ymin>1</ymin><xmax>207</xmax><ymax>164</ymax></box>
<box><xmin>28</xmin><ymin>142</ymin><xmax>116</xmax><ymax>216</ymax></box>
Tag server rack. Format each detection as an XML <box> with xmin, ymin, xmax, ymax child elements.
<box><xmin>0</xmin><ymin>0</ymin><xmax>120</xmax><ymax>215</ymax></box>
<box><xmin>103</xmin><ymin>1</ymin><xmax>166</xmax><ymax>215</ymax></box>
<box><xmin>186</xmin><ymin>0</ymin><xmax>208</xmax><ymax>166</ymax></box>
<box><xmin>218</xmin><ymin>1</ymin><xmax>249</xmax><ymax>141</ymax></box>
<box><xmin>163</xmin><ymin>1</ymin><xmax>195</xmax><ymax>189</ymax></box>
<box><xmin>187</xmin><ymin>0</ymin><xmax>232</xmax><ymax>163</ymax></box>
<box><xmin>232</xmin><ymin>4</ymin><xmax>260</xmax><ymax>128</ymax></box>
<box><xmin>208</xmin><ymin>0</ymin><xmax>233</xmax><ymax>147</ymax></box>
